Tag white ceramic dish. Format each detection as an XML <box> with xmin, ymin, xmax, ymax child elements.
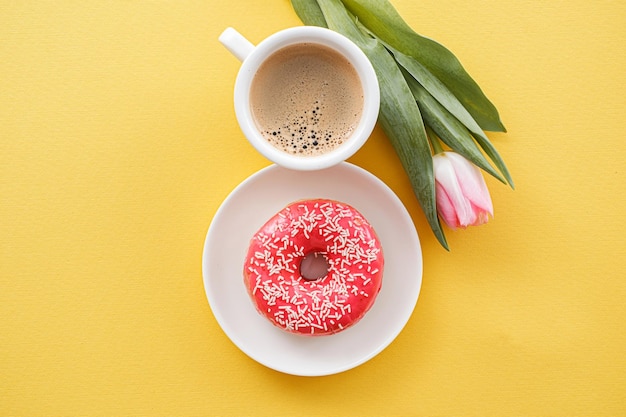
<box><xmin>202</xmin><ymin>162</ymin><xmax>422</xmax><ymax>376</ymax></box>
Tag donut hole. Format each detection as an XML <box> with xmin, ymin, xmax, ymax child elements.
<box><xmin>300</xmin><ymin>251</ymin><xmax>330</xmax><ymax>281</ymax></box>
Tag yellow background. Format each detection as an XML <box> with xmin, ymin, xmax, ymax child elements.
<box><xmin>2</xmin><ymin>0</ymin><xmax>625</xmax><ymax>415</ymax></box>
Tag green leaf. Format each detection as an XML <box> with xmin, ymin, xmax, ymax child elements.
<box><xmin>314</xmin><ymin>0</ymin><xmax>448</xmax><ymax>249</ymax></box>
<box><xmin>403</xmin><ymin>71</ymin><xmax>506</xmax><ymax>184</ymax></box>
<box><xmin>339</xmin><ymin>0</ymin><xmax>507</xmax><ymax>133</ymax></box>
<box><xmin>395</xmin><ymin>47</ymin><xmax>513</xmax><ymax>187</ymax></box>
<box><xmin>290</xmin><ymin>0</ymin><xmax>327</xmax><ymax>27</ymax></box>
<box><xmin>389</xmin><ymin>48</ymin><xmax>485</xmax><ymax>141</ymax></box>
<box><xmin>472</xmin><ymin>131</ymin><xmax>515</xmax><ymax>189</ymax></box>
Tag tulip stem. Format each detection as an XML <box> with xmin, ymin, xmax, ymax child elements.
<box><xmin>426</xmin><ymin>125</ymin><xmax>445</xmax><ymax>154</ymax></box>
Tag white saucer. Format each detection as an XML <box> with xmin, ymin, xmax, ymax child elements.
<box><xmin>202</xmin><ymin>162</ymin><xmax>422</xmax><ymax>376</ymax></box>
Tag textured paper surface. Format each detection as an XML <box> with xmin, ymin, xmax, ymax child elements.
<box><xmin>1</xmin><ymin>1</ymin><xmax>625</xmax><ymax>415</ymax></box>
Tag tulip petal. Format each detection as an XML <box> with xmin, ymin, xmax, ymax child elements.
<box><xmin>446</xmin><ymin>152</ymin><xmax>494</xmax><ymax>216</ymax></box>
<box><xmin>435</xmin><ymin>181</ymin><xmax>460</xmax><ymax>228</ymax></box>
<box><xmin>471</xmin><ymin>202</ymin><xmax>491</xmax><ymax>226</ymax></box>
<box><xmin>433</xmin><ymin>153</ymin><xmax>476</xmax><ymax>227</ymax></box>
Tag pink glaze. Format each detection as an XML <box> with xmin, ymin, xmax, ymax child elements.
<box><xmin>243</xmin><ymin>199</ymin><xmax>384</xmax><ymax>336</ymax></box>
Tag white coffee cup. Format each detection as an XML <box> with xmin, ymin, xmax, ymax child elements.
<box><xmin>219</xmin><ymin>26</ymin><xmax>380</xmax><ymax>171</ymax></box>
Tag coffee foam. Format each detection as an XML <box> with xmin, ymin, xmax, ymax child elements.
<box><xmin>250</xmin><ymin>43</ymin><xmax>363</xmax><ymax>157</ymax></box>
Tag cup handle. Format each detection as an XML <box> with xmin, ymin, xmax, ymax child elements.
<box><xmin>219</xmin><ymin>28</ymin><xmax>255</xmax><ymax>62</ymax></box>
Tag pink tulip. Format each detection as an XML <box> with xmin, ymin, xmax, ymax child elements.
<box><xmin>433</xmin><ymin>151</ymin><xmax>494</xmax><ymax>229</ymax></box>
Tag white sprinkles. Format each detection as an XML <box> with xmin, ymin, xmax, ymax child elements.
<box><xmin>244</xmin><ymin>200</ymin><xmax>383</xmax><ymax>335</ymax></box>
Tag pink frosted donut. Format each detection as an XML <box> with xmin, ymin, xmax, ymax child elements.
<box><xmin>243</xmin><ymin>199</ymin><xmax>384</xmax><ymax>336</ymax></box>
